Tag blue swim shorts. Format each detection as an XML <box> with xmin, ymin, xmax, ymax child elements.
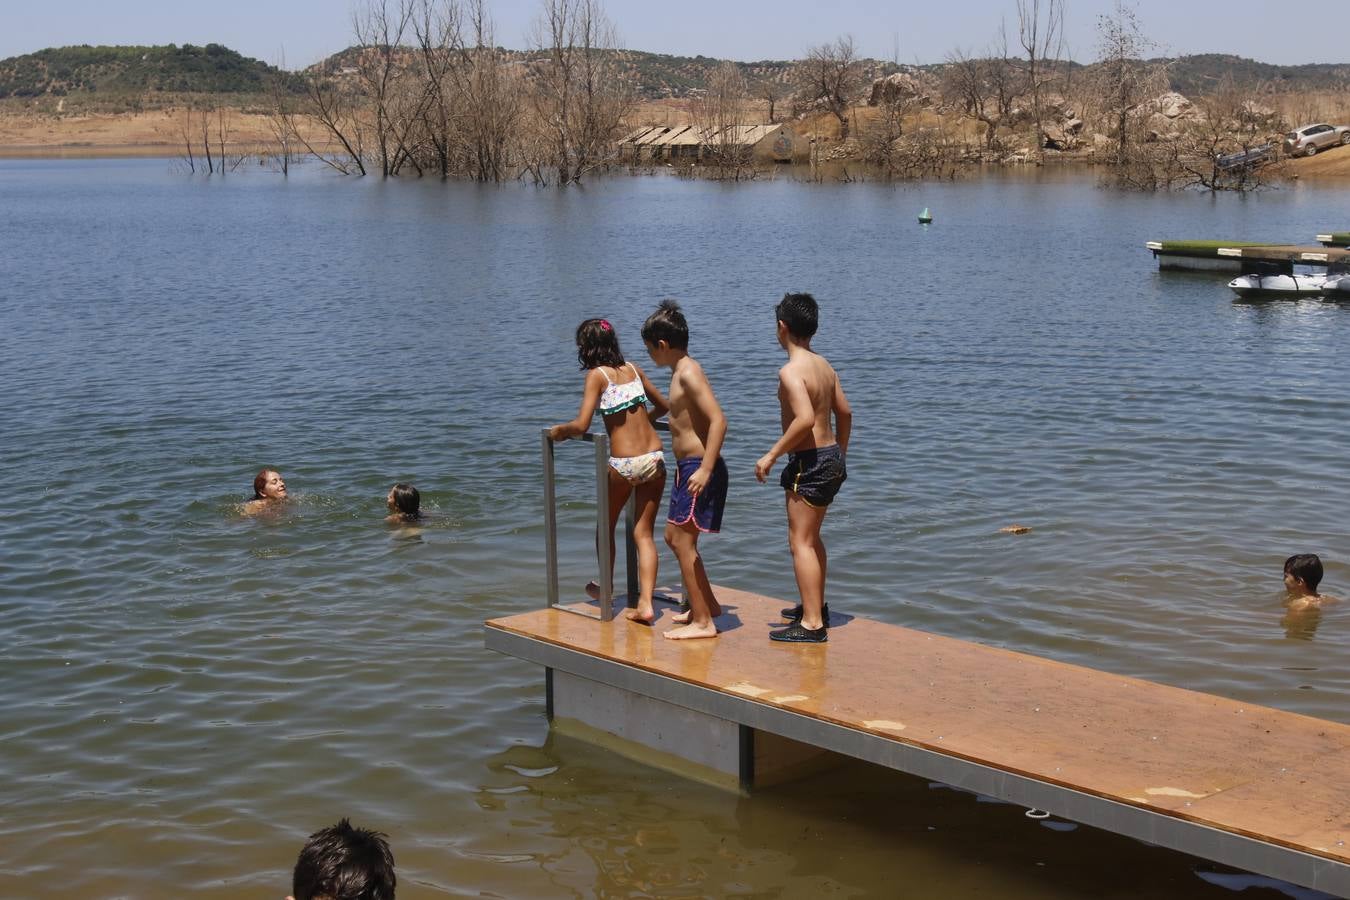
<box><xmin>668</xmin><ymin>457</ymin><xmax>729</xmax><ymax>533</ymax></box>
<box><xmin>780</xmin><ymin>444</ymin><xmax>846</xmax><ymax>508</ymax></box>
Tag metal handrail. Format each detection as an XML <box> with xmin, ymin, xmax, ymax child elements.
<box><xmin>542</xmin><ymin>421</ymin><xmax>669</xmax><ymax>622</ymax></box>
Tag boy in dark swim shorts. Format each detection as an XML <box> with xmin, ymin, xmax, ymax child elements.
<box><xmin>643</xmin><ymin>300</ymin><xmax>729</xmax><ymax>640</ymax></box>
<box><xmin>755</xmin><ymin>293</ymin><xmax>852</xmax><ymax>643</ymax></box>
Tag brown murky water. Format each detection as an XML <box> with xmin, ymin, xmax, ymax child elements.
<box><xmin>1</xmin><ymin>158</ymin><xmax>1345</xmax><ymax>897</ymax></box>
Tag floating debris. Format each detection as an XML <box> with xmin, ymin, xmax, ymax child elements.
<box><xmin>1000</xmin><ymin>524</ymin><xmax>1033</xmax><ymax>535</ymax></box>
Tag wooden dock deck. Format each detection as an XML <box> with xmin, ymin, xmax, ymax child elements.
<box><xmin>486</xmin><ymin>586</ymin><xmax>1350</xmax><ymax>896</ymax></box>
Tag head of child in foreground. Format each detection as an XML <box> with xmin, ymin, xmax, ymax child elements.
<box><xmin>641</xmin><ymin>299</ymin><xmax>689</xmax><ymax>365</ymax></box>
<box><xmin>1284</xmin><ymin>554</ymin><xmax>1323</xmax><ymax>598</ymax></box>
<box><xmin>575</xmin><ymin>318</ymin><xmax>625</xmax><ymax>371</ymax></box>
<box><xmin>254</xmin><ymin>468</ymin><xmax>287</xmax><ymax>501</ymax></box>
<box><xmin>387</xmin><ymin>483</ymin><xmax>420</xmax><ymax>520</ymax></box>
<box><xmin>289</xmin><ymin>819</ymin><xmax>395</xmax><ymax>900</ymax></box>
<box><xmin>775</xmin><ymin>292</ymin><xmax>818</xmax><ymax>346</ymax></box>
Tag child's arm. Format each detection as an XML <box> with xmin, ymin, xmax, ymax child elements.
<box><xmin>548</xmin><ymin>370</ymin><xmax>605</xmax><ymax>441</ymax></box>
<box><xmin>755</xmin><ymin>369</ymin><xmax>814</xmax><ymax>482</ymax></box>
<box><xmin>636</xmin><ymin>364</ymin><xmax>670</xmax><ymax>420</ymax></box>
<box><xmin>682</xmin><ymin>362</ymin><xmax>727</xmax><ymax>495</ymax></box>
<box><xmin>833</xmin><ymin>375</ymin><xmax>852</xmax><ymax>455</ymax></box>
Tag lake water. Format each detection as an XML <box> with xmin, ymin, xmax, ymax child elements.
<box><xmin>1</xmin><ymin>157</ymin><xmax>1347</xmax><ymax>898</ymax></box>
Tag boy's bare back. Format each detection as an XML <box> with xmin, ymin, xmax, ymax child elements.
<box><xmin>778</xmin><ymin>351</ymin><xmax>847</xmax><ymax>453</ymax></box>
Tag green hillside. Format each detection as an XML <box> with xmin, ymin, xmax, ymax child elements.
<box><xmin>4</xmin><ymin>42</ymin><xmax>1349</xmax><ymax>105</ymax></box>
<box><xmin>0</xmin><ymin>44</ymin><xmax>281</xmax><ymax>98</ymax></box>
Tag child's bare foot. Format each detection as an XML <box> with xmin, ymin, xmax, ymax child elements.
<box><xmin>625</xmin><ymin>604</ymin><xmax>656</xmax><ymax>625</ymax></box>
<box><xmin>671</xmin><ymin>598</ymin><xmax>722</xmax><ymax>625</ymax></box>
<box><xmin>663</xmin><ymin>621</ymin><xmax>718</xmax><ymax>640</ymax></box>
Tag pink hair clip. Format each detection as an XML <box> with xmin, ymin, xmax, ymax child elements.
<box><xmin>599</xmin><ymin>319</ymin><xmax>612</xmax><ymax>331</ymax></box>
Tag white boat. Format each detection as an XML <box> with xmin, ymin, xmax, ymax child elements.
<box><xmin>1227</xmin><ymin>273</ymin><xmax>1328</xmax><ymax>297</ymax></box>
<box><xmin>1321</xmin><ymin>273</ymin><xmax>1350</xmax><ymax>295</ymax></box>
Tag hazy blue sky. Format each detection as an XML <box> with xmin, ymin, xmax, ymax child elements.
<box><xmin>4</xmin><ymin>0</ymin><xmax>1343</xmax><ymax>68</ymax></box>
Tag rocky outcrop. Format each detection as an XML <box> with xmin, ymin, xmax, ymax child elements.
<box><xmin>867</xmin><ymin>71</ymin><xmax>935</xmax><ymax>108</ymax></box>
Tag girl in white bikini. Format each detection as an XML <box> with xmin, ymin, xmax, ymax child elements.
<box><xmin>549</xmin><ymin>318</ymin><xmax>669</xmax><ymax>624</ymax></box>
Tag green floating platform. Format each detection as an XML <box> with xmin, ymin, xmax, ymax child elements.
<box><xmin>1145</xmin><ymin>240</ymin><xmax>1267</xmax><ymax>271</ymax></box>
<box><xmin>1317</xmin><ymin>232</ymin><xmax>1350</xmax><ymax>247</ymax></box>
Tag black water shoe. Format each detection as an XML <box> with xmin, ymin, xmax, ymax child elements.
<box><xmin>779</xmin><ymin>603</ymin><xmax>829</xmax><ymax>625</ymax></box>
<box><xmin>769</xmin><ymin>622</ymin><xmax>828</xmax><ymax>643</ymax></box>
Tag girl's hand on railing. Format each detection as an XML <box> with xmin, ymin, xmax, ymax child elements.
<box><xmin>547</xmin><ymin>424</ymin><xmax>570</xmax><ymax>442</ymax></box>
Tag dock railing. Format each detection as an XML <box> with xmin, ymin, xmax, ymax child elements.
<box><xmin>541</xmin><ymin>421</ymin><xmax>670</xmax><ymax>622</ymax></box>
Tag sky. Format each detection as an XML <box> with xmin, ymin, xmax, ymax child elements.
<box><xmin>3</xmin><ymin>0</ymin><xmax>1345</xmax><ymax>68</ymax></box>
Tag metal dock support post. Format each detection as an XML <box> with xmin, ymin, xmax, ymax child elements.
<box><xmin>594</xmin><ymin>433</ymin><xmax>614</xmax><ymax>621</ymax></box>
<box><xmin>541</xmin><ymin>429</ymin><xmax>559</xmax><ymax>610</ymax></box>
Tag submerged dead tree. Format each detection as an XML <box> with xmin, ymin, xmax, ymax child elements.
<box><xmin>528</xmin><ymin>0</ymin><xmax>632</xmax><ymax>185</ymax></box>
<box><xmin>795</xmin><ymin>35</ymin><xmax>865</xmax><ymax>140</ymax></box>
<box><xmin>1015</xmin><ymin>0</ymin><xmax>1065</xmax><ymax>161</ymax></box>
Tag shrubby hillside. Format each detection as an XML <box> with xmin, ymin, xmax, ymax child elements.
<box><xmin>4</xmin><ymin>43</ymin><xmax>1348</xmax><ymax>104</ymax></box>
<box><xmin>0</xmin><ymin>44</ymin><xmax>281</xmax><ymax>98</ymax></box>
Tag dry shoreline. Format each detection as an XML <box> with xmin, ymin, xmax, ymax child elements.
<box><xmin>5</xmin><ymin>108</ymin><xmax>1350</xmax><ymax>178</ymax></box>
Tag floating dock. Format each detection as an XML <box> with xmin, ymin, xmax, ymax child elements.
<box><xmin>1318</xmin><ymin>233</ymin><xmax>1350</xmax><ymax>248</ymax></box>
<box><xmin>486</xmin><ymin>586</ymin><xmax>1350</xmax><ymax>897</ymax></box>
<box><xmin>1148</xmin><ymin>240</ymin><xmax>1350</xmax><ymax>273</ymax></box>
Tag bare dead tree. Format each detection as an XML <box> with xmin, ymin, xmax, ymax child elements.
<box><xmin>693</xmin><ymin>61</ymin><xmax>754</xmax><ymax>180</ymax></box>
<box><xmin>264</xmin><ymin>52</ymin><xmax>301</xmax><ymax>175</ymax></box>
<box><xmin>943</xmin><ymin>30</ymin><xmax>1021</xmax><ymax>153</ymax></box>
<box><xmin>351</xmin><ymin>0</ymin><xmax>425</xmax><ymax>177</ymax></box>
<box><xmin>198</xmin><ymin>103</ymin><xmax>215</xmax><ymax>174</ymax></box>
<box><xmin>452</xmin><ymin>0</ymin><xmax>523</xmax><ymax>181</ymax></box>
<box><xmin>1112</xmin><ymin>75</ymin><xmax>1287</xmax><ymax>192</ymax></box>
<box><xmin>528</xmin><ymin>0</ymin><xmax>632</xmax><ymax>185</ymax></box>
<box><xmin>300</xmin><ymin>70</ymin><xmax>368</xmax><ymax>175</ymax></box>
<box><xmin>1092</xmin><ymin>0</ymin><xmax>1166</xmax><ymax>166</ymax></box>
<box><xmin>795</xmin><ymin>35</ymin><xmax>865</xmax><ymax>140</ymax></box>
<box><xmin>411</xmin><ymin>0</ymin><xmax>464</xmax><ymax>178</ymax></box>
<box><xmin>761</xmin><ymin>78</ymin><xmax>784</xmax><ymax>124</ymax></box>
<box><xmin>177</xmin><ymin>106</ymin><xmax>196</xmax><ymax>173</ymax></box>
<box><xmin>1015</xmin><ymin>0</ymin><xmax>1065</xmax><ymax>162</ymax></box>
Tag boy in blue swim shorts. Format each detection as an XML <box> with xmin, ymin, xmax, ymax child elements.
<box><xmin>643</xmin><ymin>300</ymin><xmax>728</xmax><ymax>640</ymax></box>
<box><xmin>755</xmin><ymin>293</ymin><xmax>852</xmax><ymax>643</ymax></box>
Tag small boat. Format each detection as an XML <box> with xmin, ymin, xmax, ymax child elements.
<box><xmin>1322</xmin><ymin>273</ymin><xmax>1350</xmax><ymax>295</ymax></box>
<box><xmin>1227</xmin><ymin>273</ymin><xmax>1328</xmax><ymax>297</ymax></box>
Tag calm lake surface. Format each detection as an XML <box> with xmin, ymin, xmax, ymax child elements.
<box><xmin>1</xmin><ymin>158</ymin><xmax>1347</xmax><ymax>898</ymax></box>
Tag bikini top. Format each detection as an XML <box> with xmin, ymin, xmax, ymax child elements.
<box><xmin>598</xmin><ymin>363</ymin><xmax>647</xmax><ymax>416</ymax></box>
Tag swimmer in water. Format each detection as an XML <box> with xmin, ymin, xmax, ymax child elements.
<box><xmin>385</xmin><ymin>483</ymin><xmax>421</xmax><ymax>524</ymax></box>
<box><xmin>243</xmin><ymin>468</ymin><xmax>287</xmax><ymax>515</ymax></box>
<box><xmin>1283</xmin><ymin>553</ymin><xmax>1337</xmax><ymax>611</ymax></box>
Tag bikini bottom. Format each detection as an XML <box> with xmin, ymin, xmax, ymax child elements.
<box><xmin>609</xmin><ymin>450</ymin><xmax>666</xmax><ymax>486</ymax></box>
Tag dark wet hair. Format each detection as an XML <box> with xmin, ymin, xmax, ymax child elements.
<box><xmin>292</xmin><ymin>818</ymin><xmax>396</xmax><ymax>900</ymax></box>
<box><xmin>775</xmin><ymin>292</ymin><xmax>818</xmax><ymax>339</ymax></box>
<box><xmin>1284</xmin><ymin>554</ymin><xmax>1323</xmax><ymax>592</ymax></box>
<box><xmin>390</xmin><ymin>483</ymin><xmax>420</xmax><ymax>518</ymax></box>
<box><xmin>253</xmin><ymin>468</ymin><xmax>279</xmax><ymax>500</ymax></box>
<box><xmin>641</xmin><ymin>299</ymin><xmax>689</xmax><ymax>350</ymax></box>
<box><xmin>575</xmin><ymin>318</ymin><xmax>626</xmax><ymax>370</ymax></box>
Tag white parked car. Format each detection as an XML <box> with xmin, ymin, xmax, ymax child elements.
<box><xmin>1283</xmin><ymin>123</ymin><xmax>1350</xmax><ymax>157</ymax></box>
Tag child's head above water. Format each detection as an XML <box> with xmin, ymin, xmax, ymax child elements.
<box><xmin>641</xmin><ymin>300</ymin><xmax>689</xmax><ymax>351</ymax></box>
<box><xmin>1284</xmin><ymin>554</ymin><xmax>1323</xmax><ymax>597</ymax></box>
<box><xmin>387</xmin><ymin>483</ymin><xmax>420</xmax><ymax>519</ymax></box>
<box><xmin>575</xmin><ymin>318</ymin><xmax>626</xmax><ymax>370</ymax></box>
<box><xmin>289</xmin><ymin>818</ymin><xmax>396</xmax><ymax>900</ymax></box>
<box><xmin>775</xmin><ymin>292</ymin><xmax>819</xmax><ymax>340</ymax></box>
<box><xmin>253</xmin><ymin>468</ymin><xmax>286</xmax><ymax>501</ymax></box>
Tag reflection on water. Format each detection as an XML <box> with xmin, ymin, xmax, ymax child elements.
<box><xmin>1</xmin><ymin>159</ymin><xmax>1348</xmax><ymax>896</ymax></box>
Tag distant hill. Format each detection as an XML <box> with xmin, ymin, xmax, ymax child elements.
<box><xmin>4</xmin><ymin>43</ymin><xmax>1349</xmax><ymax>104</ymax></box>
<box><xmin>0</xmin><ymin>44</ymin><xmax>282</xmax><ymax>98</ymax></box>
<box><xmin>1163</xmin><ymin>54</ymin><xmax>1350</xmax><ymax>95</ymax></box>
